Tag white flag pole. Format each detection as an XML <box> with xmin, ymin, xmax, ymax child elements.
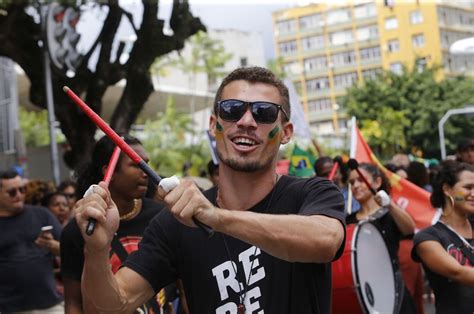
<box><xmin>347</xmin><ymin>116</ymin><xmax>357</xmax><ymax>214</ymax></box>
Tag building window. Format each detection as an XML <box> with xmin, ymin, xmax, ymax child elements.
<box><xmin>278</xmin><ymin>40</ymin><xmax>298</xmax><ymax>55</ymax></box>
<box><xmin>356</xmin><ymin>25</ymin><xmax>378</xmax><ymax>41</ymax></box>
<box><xmin>299</xmin><ymin>13</ymin><xmax>323</xmax><ymax>30</ymax></box>
<box><xmin>331</xmin><ymin>50</ymin><xmax>356</xmax><ymax>67</ymax></box>
<box><xmin>329</xmin><ymin>30</ymin><xmax>353</xmax><ymax>46</ymax></box>
<box><xmin>276</xmin><ymin>19</ymin><xmax>297</xmax><ymax>35</ymax></box>
<box><xmin>240</xmin><ymin>57</ymin><xmax>247</xmax><ymax>67</ymax></box>
<box><xmin>362</xmin><ymin>68</ymin><xmax>382</xmax><ymax>80</ymax></box>
<box><xmin>440</xmin><ymin>30</ymin><xmax>472</xmax><ymax>49</ymax></box>
<box><xmin>306</xmin><ymin>77</ymin><xmax>330</xmax><ymax>93</ymax></box>
<box><xmin>385</xmin><ymin>17</ymin><xmax>398</xmax><ymax>30</ymax></box>
<box><xmin>304</xmin><ymin>56</ymin><xmax>327</xmax><ymax>72</ymax></box>
<box><xmin>308</xmin><ymin>98</ymin><xmax>332</xmax><ymax>112</ymax></box>
<box><xmin>301</xmin><ymin>35</ymin><xmax>325</xmax><ymax>51</ymax></box>
<box><xmin>354</xmin><ymin>3</ymin><xmax>377</xmax><ymax>19</ymax></box>
<box><xmin>416</xmin><ymin>57</ymin><xmax>427</xmax><ymax>72</ymax></box>
<box><xmin>326</xmin><ymin>9</ymin><xmax>351</xmax><ymax>25</ymax></box>
<box><xmin>410</xmin><ymin>10</ymin><xmax>423</xmax><ymax>24</ymax></box>
<box><xmin>390</xmin><ymin>62</ymin><xmax>403</xmax><ymax>75</ymax></box>
<box><xmin>333</xmin><ymin>72</ymin><xmax>358</xmax><ymax>88</ymax></box>
<box><xmin>387</xmin><ymin>39</ymin><xmax>400</xmax><ymax>52</ymax></box>
<box><xmin>359</xmin><ymin>46</ymin><xmax>381</xmax><ymax>61</ymax></box>
<box><xmin>283</xmin><ymin>61</ymin><xmax>302</xmax><ymax>76</ymax></box>
<box><xmin>412</xmin><ymin>34</ymin><xmax>425</xmax><ymax>48</ymax></box>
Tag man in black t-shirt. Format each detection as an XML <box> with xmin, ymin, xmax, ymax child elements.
<box><xmin>74</xmin><ymin>67</ymin><xmax>346</xmax><ymax>313</ymax></box>
<box><xmin>0</xmin><ymin>170</ymin><xmax>63</xmax><ymax>313</ymax></box>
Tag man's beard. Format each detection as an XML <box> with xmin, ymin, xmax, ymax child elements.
<box><xmin>217</xmin><ymin>151</ymin><xmax>271</xmax><ymax>173</ymax></box>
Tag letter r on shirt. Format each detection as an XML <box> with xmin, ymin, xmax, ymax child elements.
<box><xmin>212</xmin><ymin>260</ymin><xmax>242</xmax><ymax>301</ymax></box>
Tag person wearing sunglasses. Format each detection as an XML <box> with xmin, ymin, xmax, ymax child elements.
<box><xmin>0</xmin><ymin>170</ymin><xmax>64</xmax><ymax>313</ymax></box>
<box><xmin>57</xmin><ymin>180</ymin><xmax>78</xmax><ymax>214</ymax></box>
<box><xmin>74</xmin><ymin>66</ymin><xmax>346</xmax><ymax>314</ymax></box>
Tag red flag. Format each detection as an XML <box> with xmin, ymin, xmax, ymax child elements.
<box><xmin>351</xmin><ymin>121</ymin><xmax>438</xmax><ymax>230</ymax></box>
<box><xmin>276</xmin><ymin>159</ymin><xmax>290</xmax><ymax>175</ymax></box>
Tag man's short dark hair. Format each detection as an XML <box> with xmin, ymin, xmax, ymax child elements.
<box><xmin>213</xmin><ymin>67</ymin><xmax>291</xmax><ymax>121</ymax></box>
<box><xmin>457</xmin><ymin>138</ymin><xmax>474</xmax><ymax>152</ymax></box>
<box><xmin>0</xmin><ymin>170</ymin><xmax>19</xmax><ymax>189</ymax></box>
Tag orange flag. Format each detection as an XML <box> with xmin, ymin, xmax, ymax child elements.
<box><xmin>350</xmin><ymin>119</ymin><xmax>438</xmax><ymax>230</ymax></box>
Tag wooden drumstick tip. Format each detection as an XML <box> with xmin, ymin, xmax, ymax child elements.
<box><xmin>63</xmin><ymin>86</ymin><xmax>70</xmax><ymax>93</ymax></box>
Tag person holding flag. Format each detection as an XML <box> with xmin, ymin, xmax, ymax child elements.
<box><xmin>412</xmin><ymin>161</ymin><xmax>474</xmax><ymax>314</ymax></box>
<box><xmin>347</xmin><ymin>162</ymin><xmax>416</xmax><ymax>313</ymax></box>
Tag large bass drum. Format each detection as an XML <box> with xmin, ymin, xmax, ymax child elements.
<box><xmin>332</xmin><ymin>221</ymin><xmax>403</xmax><ymax>313</ymax></box>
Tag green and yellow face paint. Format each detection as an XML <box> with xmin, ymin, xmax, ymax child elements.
<box><xmin>453</xmin><ymin>194</ymin><xmax>465</xmax><ymax>202</ymax></box>
<box><xmin>267</xmin><ymin>126</ymin><xmax>280</xmax><ymax>145</ymax></box>
<box><xmin>214</xmin><ymin>121</ymin><xmax>224</xmax><ymax>140</ymax></box>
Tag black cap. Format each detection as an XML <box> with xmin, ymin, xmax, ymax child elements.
<box><xmin>457</xmin><ymin>138</ymin><xmax>474</xmax><ymax>152</ymax></box>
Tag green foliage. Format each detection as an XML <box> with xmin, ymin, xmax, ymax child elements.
<box><xmin>343</xmin><ymin>64</ymin><xmax>474</xmax><ymax>158</ymax></box>
<box><xmin>141</xmin><ymin>97</ymin><xmax>210</xmax><ymax>178</ymax></box>
<box><xmin>360</xmin><ymin>107</ymin><xmax>410</xmax><ymax>157</ymax></box>
<box><xmin>19</xmin><ymin>107</ymin><xmax>65</xmax><ymax>147</ymax></box>
<box><xmin>267</xmin><ymin>57</ymin><xmax>287</xmax><ymax>79</ymax></box>
<box><xmin>168</xmin><ymin>30</ymin><xmax>233</xmax><ymax>87</ymax></box>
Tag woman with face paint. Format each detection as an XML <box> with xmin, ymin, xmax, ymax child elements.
<box><xmin>412</xmin><ymin>161</ymin><xmax>474</xmax><ymax>314</ymax></box>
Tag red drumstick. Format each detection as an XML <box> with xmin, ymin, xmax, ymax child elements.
<box><xmin>63</xmin><ymin>87</ymin><xmax>142</xmax><ymax>164</ymax></box>
<box><xmin>85</xmin><ymin>146</ymin><xmax>121</xmax><ymax>236</ymax></box>
<box><xmin>63</xmin><ymin>86</ymin><xmax>214</xmax><ymax>237</ymax></box>
<box><xmin>347</xmin><ymin>158</ymin><xmax>377</xmax><ymax>195</ymax></box>
<box><xmin>328</xmin><ymin>156</ymin><xmax>343</xmax><ymax>181</ymax></box>
<box><xmin>103</xmin><ymin>146</ymin><xmax>121</xmax><ymax>185</ymax></box>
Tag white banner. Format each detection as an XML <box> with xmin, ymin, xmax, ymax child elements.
<box><xmin>284</xmin><ymin>79</ymin><xmax>312</xmax><ymax>141</ymax></box>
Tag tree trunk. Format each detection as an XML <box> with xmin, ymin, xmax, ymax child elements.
<box><xmin>0</xmin><ymin>1</ymin><xmax>205</xmax><ymax>171</ymax></box>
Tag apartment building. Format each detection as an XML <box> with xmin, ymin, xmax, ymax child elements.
<box><xmin>272</xmin><ymin>0</ymin><xmax>474</xmax><ymax>136</ymax></box>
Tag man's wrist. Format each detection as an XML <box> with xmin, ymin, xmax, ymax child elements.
<box><xmin>84</xmin><ymin>244</ymin><xmax>110</xmax><ymax>260</ymax></box>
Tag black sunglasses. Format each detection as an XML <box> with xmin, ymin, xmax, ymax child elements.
<box><xmin>217</xmin><ymin>99</ymin><xmax>289</xmax><ymax>124</ymax></box>
<box><xmin>64</xmin><ymin>193</ymin><xmax>76</xmax><ymax>199</ymax></box>
<box><xmin>5</xmin><ymin>186</ymin><xmax>26</xmax><ymax>198</ymax></box>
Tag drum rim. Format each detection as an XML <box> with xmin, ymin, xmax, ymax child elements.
<box><xmin>350</xmin><ymin>220</ymin><xmax>404</xmax><ymax>314</ymax></box>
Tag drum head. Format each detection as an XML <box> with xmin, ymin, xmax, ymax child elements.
<box><xmin>352</xmin><ymin>222</ymin><xmax>398</xmax><ymax>313</ymax></box>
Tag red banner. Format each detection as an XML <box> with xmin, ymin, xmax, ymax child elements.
<box><xmin>352</xmin><ymin>125</ymin><xmax>438</xmax><ymax>230</ymax></box>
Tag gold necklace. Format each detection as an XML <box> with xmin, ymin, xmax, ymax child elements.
<box><xmin>120</xmin><ymin>199</ymin><xmax>141</xmax><ymax>221</ymax></box>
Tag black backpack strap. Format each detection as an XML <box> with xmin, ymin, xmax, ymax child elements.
<box><xmin>111</xmin><ymin>236</ymin><xmax>129</xmax><ymax>262</ymax></box>
<box><xmin>110</xmin><ymin>236</ymin><xmax>162</xmax><ymax>314</ymax></box>
<box><xmin>434</xmin><ymin>223</ymin><xmax>474</xmax><ymax>265</ymax></box>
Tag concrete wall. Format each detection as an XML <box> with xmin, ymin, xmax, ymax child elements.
<box><xmin>0</xmin><ymin>145</ymin><xmax>72</xmax><ymax>182</ymax></box>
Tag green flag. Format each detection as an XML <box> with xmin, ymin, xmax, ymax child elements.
<box><xmin>288</xmin><ymin>145</ymin><xmax>316</xmax><ymax>178</ymax></box>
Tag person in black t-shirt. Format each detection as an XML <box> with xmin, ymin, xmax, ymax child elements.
<box><xmin>73</xmin><ymin>67</ymin><xmax>346</xmax><ymax>313</ymax></box>
<box><xmin>0</xmin><ymin>170</ymin><xmax>63</xmax><ymax>313</ymax></box>
<box><xmin>347</xmin><ymin>162</ymin><xmax>416</xmax><ymax>313</ymax></box>
<box><xmin>412</xmin><ymin>161</ymin><xmax>474</xmax><ymax>314</ymax></box>
<box><xmin>61</xmin><ymin>135</ymin><xmax>180</xmax><ymax>314</ymax></box>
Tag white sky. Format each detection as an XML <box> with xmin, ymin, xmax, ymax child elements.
<box><xmin>77</xmin><ymin>0</ymin><xmax>315</xmax><ymax>65</ymax></box>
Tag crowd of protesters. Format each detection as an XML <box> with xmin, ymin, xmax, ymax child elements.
<box><xmin>0</xmin><ymin>66</ymin><xmax>472</xmax><ymax>314</ymax></box>
<box><xmin>1</xmin><ymin>139</ymin><xmax>472</xmax><ymax>314</ymax></box>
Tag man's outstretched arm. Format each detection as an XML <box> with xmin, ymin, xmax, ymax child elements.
<box><xmin>82</xmin><ymin>249</ymin><xmax>155</xmax><ymax>313</ymax></box>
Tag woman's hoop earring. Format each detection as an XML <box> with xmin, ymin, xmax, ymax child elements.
<box><xmin>446</xmin><ymin>194</ymin><xmax>455</xmax><ymax>208</ymax></box>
